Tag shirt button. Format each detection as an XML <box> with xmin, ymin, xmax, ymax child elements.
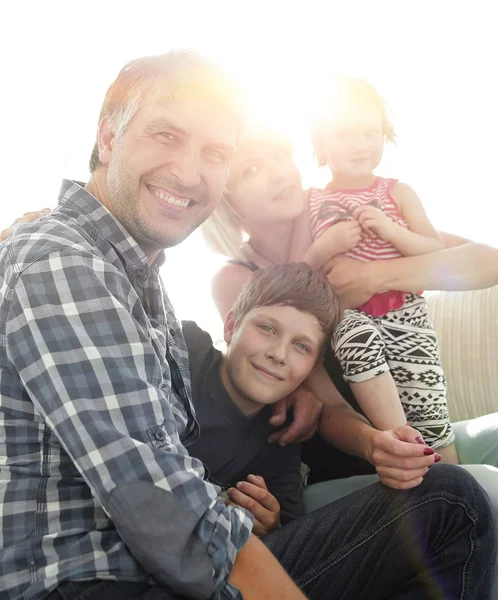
<box><xmin>169</xmin><ymin>328</ymin><xmax>175</xmax><ymax>337</ymax></box>
<box><xmin>155</xmin><ymin>430</ymin><xmax>166</xmax><ymax>441</ymax></box>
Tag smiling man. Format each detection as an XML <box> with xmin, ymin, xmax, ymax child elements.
<box><xmin>0</xmin><ymin>51</ymin><xmax>496</xmax><ymax>600</ymax></box>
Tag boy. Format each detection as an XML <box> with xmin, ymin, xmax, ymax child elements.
<box><xmin>185</xmin><ymin>262</ymin><xmax>340</xmax><ymax>529</ymax></box>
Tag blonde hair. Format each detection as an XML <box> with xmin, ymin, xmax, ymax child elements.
<box><xmin>311</xmin><ymin>75</ymin><xmax>396</xmax><ymax>167</ymax></box>
<box><xmin>89</xmin><ymin>50</ymin><xmax>246</xmax><ymax>173</ymax></box>
<box><xmin>201</xmin><ymin>190</ymin><xmax>248</xmax><ymax>262</ymax></box>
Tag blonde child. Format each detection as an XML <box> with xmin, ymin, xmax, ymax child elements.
<box><xmin>291</xmin><ymin>76</ymin><xmax>458</xmax><ymax>461</ymax></box>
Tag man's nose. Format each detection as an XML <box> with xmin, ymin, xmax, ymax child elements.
<box><xmin>169</xmin><ymin>145</ymin><xmax>202</xmax><ymax>189</ymax></box>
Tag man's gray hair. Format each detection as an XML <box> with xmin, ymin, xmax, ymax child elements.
<box><xmin>89</xmin><ymin>50</ymin><xmax>246</xmax><ymax>173</ymax></box>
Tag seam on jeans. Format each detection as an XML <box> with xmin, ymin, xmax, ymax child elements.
<box><xmin>296</xmin><ymin>492</ymin><xmax>478</xmax><ymax>600</ymax></box>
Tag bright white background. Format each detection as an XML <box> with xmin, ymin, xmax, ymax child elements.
<box><xmin>2</xmin><ymin>1</ymin><xmax>496</xmax><ymax>339</ymax></box>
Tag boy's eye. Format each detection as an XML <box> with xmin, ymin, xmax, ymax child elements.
<box><xmin>295</xmin><ymin>341</ymin><xmax>309</xmax><ymax>353</ymax></box>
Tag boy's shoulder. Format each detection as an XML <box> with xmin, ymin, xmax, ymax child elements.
<box><xmin>181</xmin><ymin>320</ymin><xmax>221</xmax><ymax>383</ymax></box>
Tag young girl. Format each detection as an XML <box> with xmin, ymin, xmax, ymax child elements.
<box><xmin>290</xmin><ymin>76</ymin><xmax>456</xmax><ymax>457</ymax></box>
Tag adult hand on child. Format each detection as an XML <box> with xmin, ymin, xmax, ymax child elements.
<box><xmin>0</xmin><ymin>209</ymin><xmax>51</xmax><ymax>242</ymax></box>
<box><xmin>226</xmin><ymin>475</ymin><xmax>281</xmax><ymax>537</ymax></box>
<box><xmin>323</xmin><ymin>256</ymin><xmax>377</xmax><ymax>309</ymax></box>
<box><xmin>353</xmin><ymin>205</ymin><xmax>395</xmax><ymax>241</ymax></box>
<box><xmin>268</xmin><ymin>387</ymin><xmax>323</xmax><ymax>445</ymax></box>
<box><xmin>367</xmin><ymin>425</ymin><xmax>441</xmax><ymax>490</ymax></box>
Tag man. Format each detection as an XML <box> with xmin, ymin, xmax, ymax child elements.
<box><xmin>0</xmin><ymin>51</ymin><xmax>496</xmax><ymax>600</ymax></box>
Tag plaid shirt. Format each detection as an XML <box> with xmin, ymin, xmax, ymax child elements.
<box><xmin>0</xmin><ymin>180</ymin><xmax>252</xmax><ymax>600</ymax></box>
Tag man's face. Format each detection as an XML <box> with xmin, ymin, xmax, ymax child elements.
<box><xmin>221</xmin><ymin>305</ymin><xmax>324</xmax><ymax>415</ymax></box>
<box><xmin>100</xmin><ymin>98</ymin><xmax>239</xmax><ymax>254</ymax></box>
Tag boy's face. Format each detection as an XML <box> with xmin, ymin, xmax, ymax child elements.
<box><xmin>221</xmin><ymin>304</ymin><xmax>324</xmax><ymax>415</ymax></box>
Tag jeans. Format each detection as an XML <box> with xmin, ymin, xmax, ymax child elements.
<box><xmin>46</xmin><ymin>465</ymin><xmax>496</xmax><ymax>600</ymax></box>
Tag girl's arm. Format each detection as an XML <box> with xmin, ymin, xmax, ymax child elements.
<box><xmin>355</xmin><ymin>182</ymin><xmax>445</xmax><ymax>256</ymax></box>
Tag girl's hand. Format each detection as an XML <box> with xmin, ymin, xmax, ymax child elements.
<box><xmin>227</xmin><ymin>475</ymin><xmax>281</xmax><ymax>537</ymax></box>
<box><xmin>353</xmin><ymin>205</ymin><xmax>395</xmax><ymax>241</ymax></box>
<box><xmin>330</xmin><ymin>220</ymin><xmax>362</xmax><ymax>254</ymax></box>
<box><xmin>1</xmin><ymin>209</ymin><xmax>51</xmax><ymax>242</ymax></box>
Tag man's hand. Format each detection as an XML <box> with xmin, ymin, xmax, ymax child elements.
<box><xmin>323</xmin><ymin>255</ymin><xmax>378</xmax><ymax>309</ymax></box>
<box><xmin>268</xmin><ymin>387</ymin><xmax>323</xmax><ymax>445</ymax></box>
<box><xmin>353</xmin><ymin>205</ymin><xmax>396</xmax><ymax>241</ymax></box>
<box><xmin>227</xmin><ymin>475</ymin><xmax>280</xmax><ymax>537</ymax></box>
<box><xmin>1</xmin><ymin>209</ymin><xmax>51</xmax><ymax>242</ymax></box>
<box><xmin>366</xmin><ymin>425</ymin><xmax>441</xmax><ymax>489</ymax></box>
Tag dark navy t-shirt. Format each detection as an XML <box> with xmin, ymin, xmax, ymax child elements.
<box><xmin>182</xmin><ymin>321</ymin><xmax>304</xmax><ymax>524</ymax></box>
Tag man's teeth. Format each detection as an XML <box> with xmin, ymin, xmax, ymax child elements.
<box><xmin>153</xmin><ymin>189</ymin><xmax>190</xmax><ymax>208</ymax></box>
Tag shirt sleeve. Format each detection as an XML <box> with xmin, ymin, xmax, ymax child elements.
<box><xmin>262</xmin><ymin>445</ymin><xmax>305</xmax><ymax>526</ymax></box>
<box><xmin>4</xmin><ymin>248</ymin><xmax>252</xmax><ymax>599</ymax></box>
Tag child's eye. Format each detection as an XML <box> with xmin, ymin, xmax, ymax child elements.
<box><xmin>365</xmin><ymin>129</ymin><xmax>381</xmax><ymax>138</ymax></box>
<box><xmin>295</xmin><ymin>341</ymin><xmax>309</xmax><ymax>353</ymax></box>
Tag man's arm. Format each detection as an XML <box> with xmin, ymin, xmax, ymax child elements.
<box><xmin>4</xmin><ymin>248</ymin><xmax>252</xmax><ymax>599</ymax></box>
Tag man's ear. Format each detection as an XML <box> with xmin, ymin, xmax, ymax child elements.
<box><xmin>223</xmin><ymin>310</ymin><xmax>236</xmax><ymax>345</ymax></box>
<box><xmin>97</xmin><ymin>116</ymin><xmax>115</xmax><ymax>166</ymax></box>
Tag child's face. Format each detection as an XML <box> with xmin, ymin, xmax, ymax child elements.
<box><xmin>321</xmin><ymin>101</ymin><xmax>385</xmax><ymax>179</ymax></box>
<box><xmin>222</xmin><ymin>304</ymin><xmax>324</xmax><ymax>415</ymax></box>
<box><xmin>227</xmin><ymin>132</ymin><xmax>305</xmax><ymax>226</ymax></box>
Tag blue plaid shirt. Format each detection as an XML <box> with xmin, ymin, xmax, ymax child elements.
<box><xmin>0</xmin><ymin>180</ymin><xmax>252</xmax><ymax>600</ymax></box>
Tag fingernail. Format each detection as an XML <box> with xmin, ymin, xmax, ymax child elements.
<box><xmin>416</xmin><ymin>436</ymin><xmax>425</xmax><ymax>445</ymax></box>
<box><xmin>423</xmin><ymin>447</ymin><xmax>435</xmax><ymax>455</ymax></box>
<box><xmin>236</xmin><ymin>481</ymin><xmax>244</xmax><ymax>489</ymax></box>
<box><xmin>434</xmin><ymin>453</ymin><xmax>442</xmax><ymax>463</ymax></box>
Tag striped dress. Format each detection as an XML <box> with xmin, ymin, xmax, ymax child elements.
<box><xmin>309</xmin><ymin>177</ymin><xmax>407</xmax><ymax>317</ymax></box>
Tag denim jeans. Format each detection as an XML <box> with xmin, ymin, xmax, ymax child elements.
<box><xmin>46</xmin><ymin>464</ymin><xmax>496</xmax><ymax>600</ymax></box>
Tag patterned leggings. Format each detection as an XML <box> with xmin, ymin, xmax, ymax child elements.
<box><xmin>332</xmin><ymin>294</ymin><xmax>454</xmax><ymax>449</ymax></box>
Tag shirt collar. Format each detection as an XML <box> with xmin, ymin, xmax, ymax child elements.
<box><xmin>57</xmin><ymin>179</ymin><xmax>166</xmax><ymax>273</ymax></box>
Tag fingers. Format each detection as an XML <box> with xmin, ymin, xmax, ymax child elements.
<box><xmin>268</xmin><ymin>398</ymin><xmax>287</xmax><ymax>427</ymax></box>
<box><xmin>1</xmin><ymin>209</ymin><xmax>51</xmax><ymax>242</ymax></box>
<box><xmin>380</xmin><ymin>474</ymin><xmax>425</xmax><ymax>490</ymax></box>
<box><xmin>279</xmin><ymin>421</ymin><xmax>318</xmax><ymax>445</ymax></box>
<box><xmin>227</xmin><ymin>478</ymin><xmax>279</xmax><ymax>517</ymax></box>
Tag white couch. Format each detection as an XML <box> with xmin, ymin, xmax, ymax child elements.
<box><xmin>426</xmin><ymin>286</ymin><xmax>498</xmax><ymax>422</ymax></box>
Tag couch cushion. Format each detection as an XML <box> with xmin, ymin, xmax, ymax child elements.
<box><xmin>426</xmin><ymin>286</ymin><xmax>498</xmax><ymax>422</ymax></box>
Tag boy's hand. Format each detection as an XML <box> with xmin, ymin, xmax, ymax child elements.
<box><xmin>367</xmin><ymin>425</ymin><xmax>441</xmax><ymax>489</ymax></box>
<box><xmin>353</xmin><ymin>205</ymin><xmax>395</xmax><ymax>241</ymax></box>
<box><xmin>1</xmin><ymin>209</ymin><xmax>51</xmax><ymax>242</ymax></box>
<box><xmin>268</xmin><ymin>387</ymin><xmax>322</xmax><ymax>445</ymax></box>
<box><xmin>227</xmin><ymin>475</ymin><xmax>280</xmax><ymax>537</ymax></box>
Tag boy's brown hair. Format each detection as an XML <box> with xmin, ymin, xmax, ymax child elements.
<box><xmin>231</xmin><ymin>263</ymin><xmax>342</xmax><ymax>357</ymax></box>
